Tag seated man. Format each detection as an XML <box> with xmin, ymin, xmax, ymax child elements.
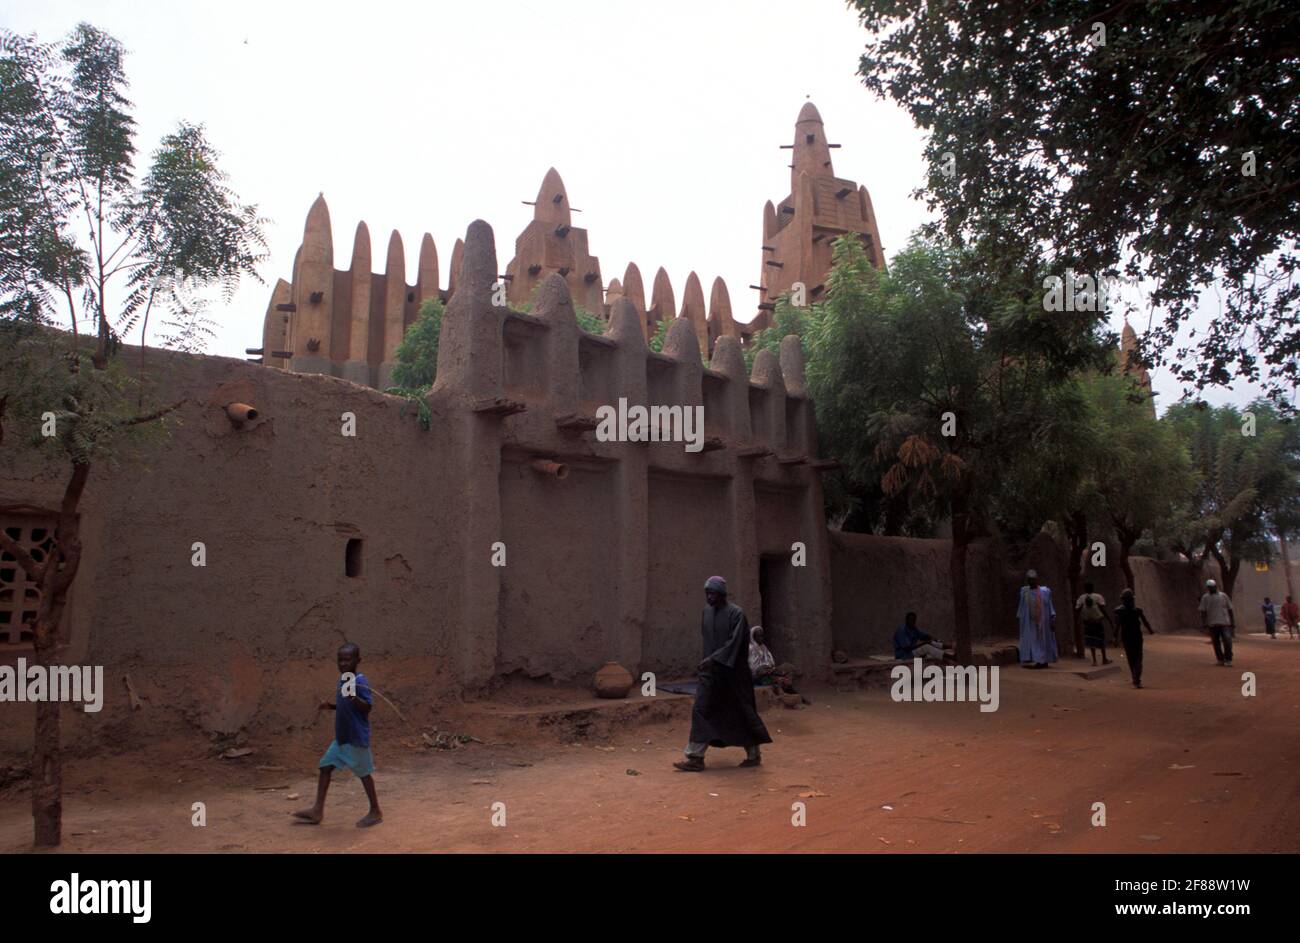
<box><xmin>893</xmin><ymin>611</ymin><xmax>946</xmax><ymax>660</ymax></box>
<box><xmin>748</xmin><ymin>626</ymin><xmax>810</xmax><ymax>706</ymax></box>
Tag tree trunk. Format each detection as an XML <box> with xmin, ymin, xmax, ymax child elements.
<box><xmin>1114</xmin><ymin>521</ymin><xmax>1139</xmax><ymax>591</ymax></box>
<box><xmin>1280</xmin><ymin>531</ymin><xmax>1295</xmax><ymax>600</ymax></box>
<box><xmin>1065</xmin><ymin>513</ymin><xmax>1088</xmax><ymax>658</ymax></box>
<box><xmin>1211</xmin><ymin>547</ymin><xmax>1240</xmax><ymax>598</ymax></box>
<box><xmin>1119</xmin><ymin>538</ymin><xmax>1136</xmax><ymax>591</ymax></box>
<box><xmin>30</xmin><ymin>461</ymin><xmax>89</xmax><ymax>847</ymax></box>
<box><xmin>949</xmin><ymin>493</ymin><xmax>973</xmax><ymax>664</ymax></box>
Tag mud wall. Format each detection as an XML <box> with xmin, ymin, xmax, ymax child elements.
<box><xmin>497</xmin><ymin>458</ymin><xmax>617</xmax><ymax>680</ymax></box>
<box><xmin>1223</xmin><ymin>560</ymin><xmax>1300</xmax><ymax>631</ymax></box>
<box><xmin>1</xmin><ymin>218</ymin><xmax>839</xmax><ymax>757</ymax></box>
<box><xmin>644</xmin><ymin>473</ymin><xmax>733</xmax><ymax>677</ymax></box>
<box><xmin>828</xmin><ymin>530</ymin><xmax>1208</xmax><ymax>656</ymax></box>
<box><xmin>829</xmin><ymin>533</ymin><xmax>1033</xmax><ymax>655</ymax></box>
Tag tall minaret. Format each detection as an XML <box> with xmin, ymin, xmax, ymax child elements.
<box><xmin>1119</xmin><ymin>318</ymin><xmax>1156</xmax><ymax>418</ymax></box>
<box><xmin>743</xmin><ymin>103</ymin><xmax>886</xmax><ymax>343</ymax></box>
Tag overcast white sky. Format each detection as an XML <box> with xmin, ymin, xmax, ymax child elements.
<box><xmin>2</xmin><ymin>0</ymin><xmax>1265</xmax><ymax>411</ymax></box>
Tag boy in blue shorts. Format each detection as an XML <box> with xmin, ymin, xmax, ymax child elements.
<box><xmin>293</xmin><ymin>643</ymin><xmax>383</xmax><ymax>827</ymax></box>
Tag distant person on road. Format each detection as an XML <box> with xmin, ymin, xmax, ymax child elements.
<box><xmin>1113</xmin><ymin>588</ymin><xmax>1155</xmax><ymax>688</ymax></box>
<box><xmin>893</xmin><ymin>611</ymin><xmax>946</xmax><ymax>661</ymax></box>
<box><xmin>1199</xmin><ymin>579</ymin><xmax>1236</xmax><ymax>666</ymax></box>
<box><xmin>1261</xmin><ymin>597</ymin><xmax>1278</xmax><ymax>638</ymax></box>
<box><xmin>1017</xmin><ymin>569</ymin><xmax>1058</xmax><ymax>669</ymax></box>
<box><xmin>1076</xmin><ymin>581</ymin><xmax>1114</xmax><ymax>666</ymax></box>
<box><xmin>1283</xmin><ymin>595</ymin><xmax>1300</xmax><ymax>639</ymax></box>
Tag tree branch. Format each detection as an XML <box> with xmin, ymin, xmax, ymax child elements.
<box><xmin>0</xmin><ymin>530</ymin><xmax>44</xmax><ymax>582</ymax></box>
<box><xmin>118</xmin><ymin>399</ymin><xmax>186</xmax><ymax>427</ymax></box>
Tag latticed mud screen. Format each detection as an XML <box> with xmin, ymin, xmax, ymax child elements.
<box><xmin>0</xmin><ymin>516</ymin><xmax>55</xmax><ymax>646</ymax></box>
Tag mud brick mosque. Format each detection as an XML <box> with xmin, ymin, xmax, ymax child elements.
<box><xmin>0</xmin><ymin>104</ymin><xmax>1210</xmax><ymax>750</ymax></box>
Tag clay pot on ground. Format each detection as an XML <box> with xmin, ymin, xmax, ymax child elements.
<box><xmin>594</xmin><ymin>662</ymin><xmax>634</xmax><ymax>699</ymax></box>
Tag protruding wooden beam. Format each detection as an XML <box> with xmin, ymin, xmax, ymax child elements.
<box><xmin>765</xmin><ymin>260</ymin><xmax>784</xmax><ymax>268</ymax></box>
<box><xmin>737</xmin><ymin>445</ymin><xmax>773</xmax><ymax>459</ymax></box>
<box><xmin>761</xmin><ymin>245</ymin><xmax>775</xmax><ymax>251</ymax></box>
<box><xmin>471</xmin><ymin>396</ymin><xmax>527</xmax><ymax>417</ymax></box>
<box><xmin>555</xmin><ymin>412</ymin><xmax>600</xmax><ymax>433</ymax></box>
<box><xmin>757</xmin><ymin>303</ymin><xmax>776</xmax><ymax>311</ymax></box>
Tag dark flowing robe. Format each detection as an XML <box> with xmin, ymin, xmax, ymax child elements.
<box><xmin>688</xmin><ymin>602</ymin><xmax>773</xmax><ymax>748</ymax></box>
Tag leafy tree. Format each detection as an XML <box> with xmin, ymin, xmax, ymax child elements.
<box><xmin>388</xmin><ymin>297</ymin><xmax>443</xmax><ymax>391</ymax></box>
<box><xmin>995</xmin><ymin>379</ymin><xmax>1103</xmax><ymax>657</ymax></box>
<box><xmin>745</xmin><ymin>293</ymin><xmax>811</xmax><ymax>372</ymax></box>
<box><xmin>1086</xmin><ymin>376</ymin><xmax>1195</xmax><ymax>589</ymax></box>
<box><xmin>385</xmin><ymin>297</ymin><xmax>443</xmax><ymax>429</ymax></box>
<box><xmin>1164</xmin><ymin>400</ymin><xmax>1300</xmax><ymax>596</ymax></box>
<box><xmin>0</xmin><ymin>24</ymin><xmax>265</xmax><ymax>846</ymax></box>
<box><xmin>805</xmin><ymin>234</ymin><xmax>1111</xmax><ymax>660</ymax></box>
<box><xmin>851</xmin><ymin>0</ymin><xmax>1300</xmax><ymax>407</ymax></box>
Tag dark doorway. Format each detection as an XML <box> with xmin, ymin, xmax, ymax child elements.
<box><xmin>758</xmin><ymin>555</ymin><xmax>793</xmax><ymax>665</ymax></box>
<box><xmin>345</xmin><ymin>538</ymin><xmax>363</xmax><ymax>578</ymax></box>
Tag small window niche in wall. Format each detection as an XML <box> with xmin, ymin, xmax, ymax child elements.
<box><xmin>345</xmin><ymin>538</ymin><xmax>363</xmax><ymax>578</ymax></box>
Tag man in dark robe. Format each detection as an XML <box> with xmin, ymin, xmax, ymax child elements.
<box><xmin>673</xmin><ymin>575</ymin><xmax>773</xmax><ymax>772</ymax></box>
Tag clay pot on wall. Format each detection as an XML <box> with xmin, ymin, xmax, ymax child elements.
<box><xmin>593</xmin><ymin>662</ymin><xmax>634</xmax><ymax>699</ymax></box>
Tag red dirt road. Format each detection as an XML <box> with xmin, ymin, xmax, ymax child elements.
<box><xmin>3</xmin><ymin>631</ymin><xmax>1298</xmax><ymax>853</ymax></box>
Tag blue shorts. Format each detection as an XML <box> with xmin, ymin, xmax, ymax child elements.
<box><xmin>319</xmin><ymin>740</ymin><xmax>374</xmax><ymax>777</ymax></box>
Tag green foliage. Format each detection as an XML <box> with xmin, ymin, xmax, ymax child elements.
<box><xmin>573</xmin><ymin>306</ymin><xmax>604</xmax><ymax>335</ymax></box>
<box><xmin>1086</xmin><ymin>376</ymin><xmax>1195</xmax><ymax>554</ymax></box>
<box><xmin>851</xmin><ymin>0</ymin><xmax>1300</xmax><ymax>407</ymax></box>
<box><xmin>745</xmin><ymin>293</ymin><xmax>812</xmax><ymax>372</ymax></box>
<box><xmin>0</xmin><ymin>324</ymin><xmax>172</xmax><ymax>469</ymax></box>
<box><xmin>801</xmin><ymin>233</ymin><xmax>1113</xmax><ymax>538</ymax></box>
<box><xmin>648</xmin><ymin>318</ymin><xmax>669</xmax><ymax>353</ymax></box>
<box><xmin>384</xmin><ymin>297</ymin><xmax>443</xmax><ymax>430</ymax></box>
<box><xmin>0</xmin><ymin>22</ymin><xmax>267</xmax><ymax>358</ymax></box>
<box><xmin>388</xmin><ymin>298</ymin><xmax>443</xmax><ymax>391</ymax></box>
<box><xmin>1163</xmin><ymin>399</ymin><xmax>1300</xmax><ymax>583</ymax></box>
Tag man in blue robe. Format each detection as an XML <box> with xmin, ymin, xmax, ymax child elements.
<box><xmin>1017</xmin><ymin>569</ymin><xmax>1058</xmax><ymax>668</ymax></box>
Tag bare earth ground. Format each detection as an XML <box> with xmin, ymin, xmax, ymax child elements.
<box><xmin>2</xmin><ymin>631</ymin><xmax>1298</xmax><ymax>853</ymax></box>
